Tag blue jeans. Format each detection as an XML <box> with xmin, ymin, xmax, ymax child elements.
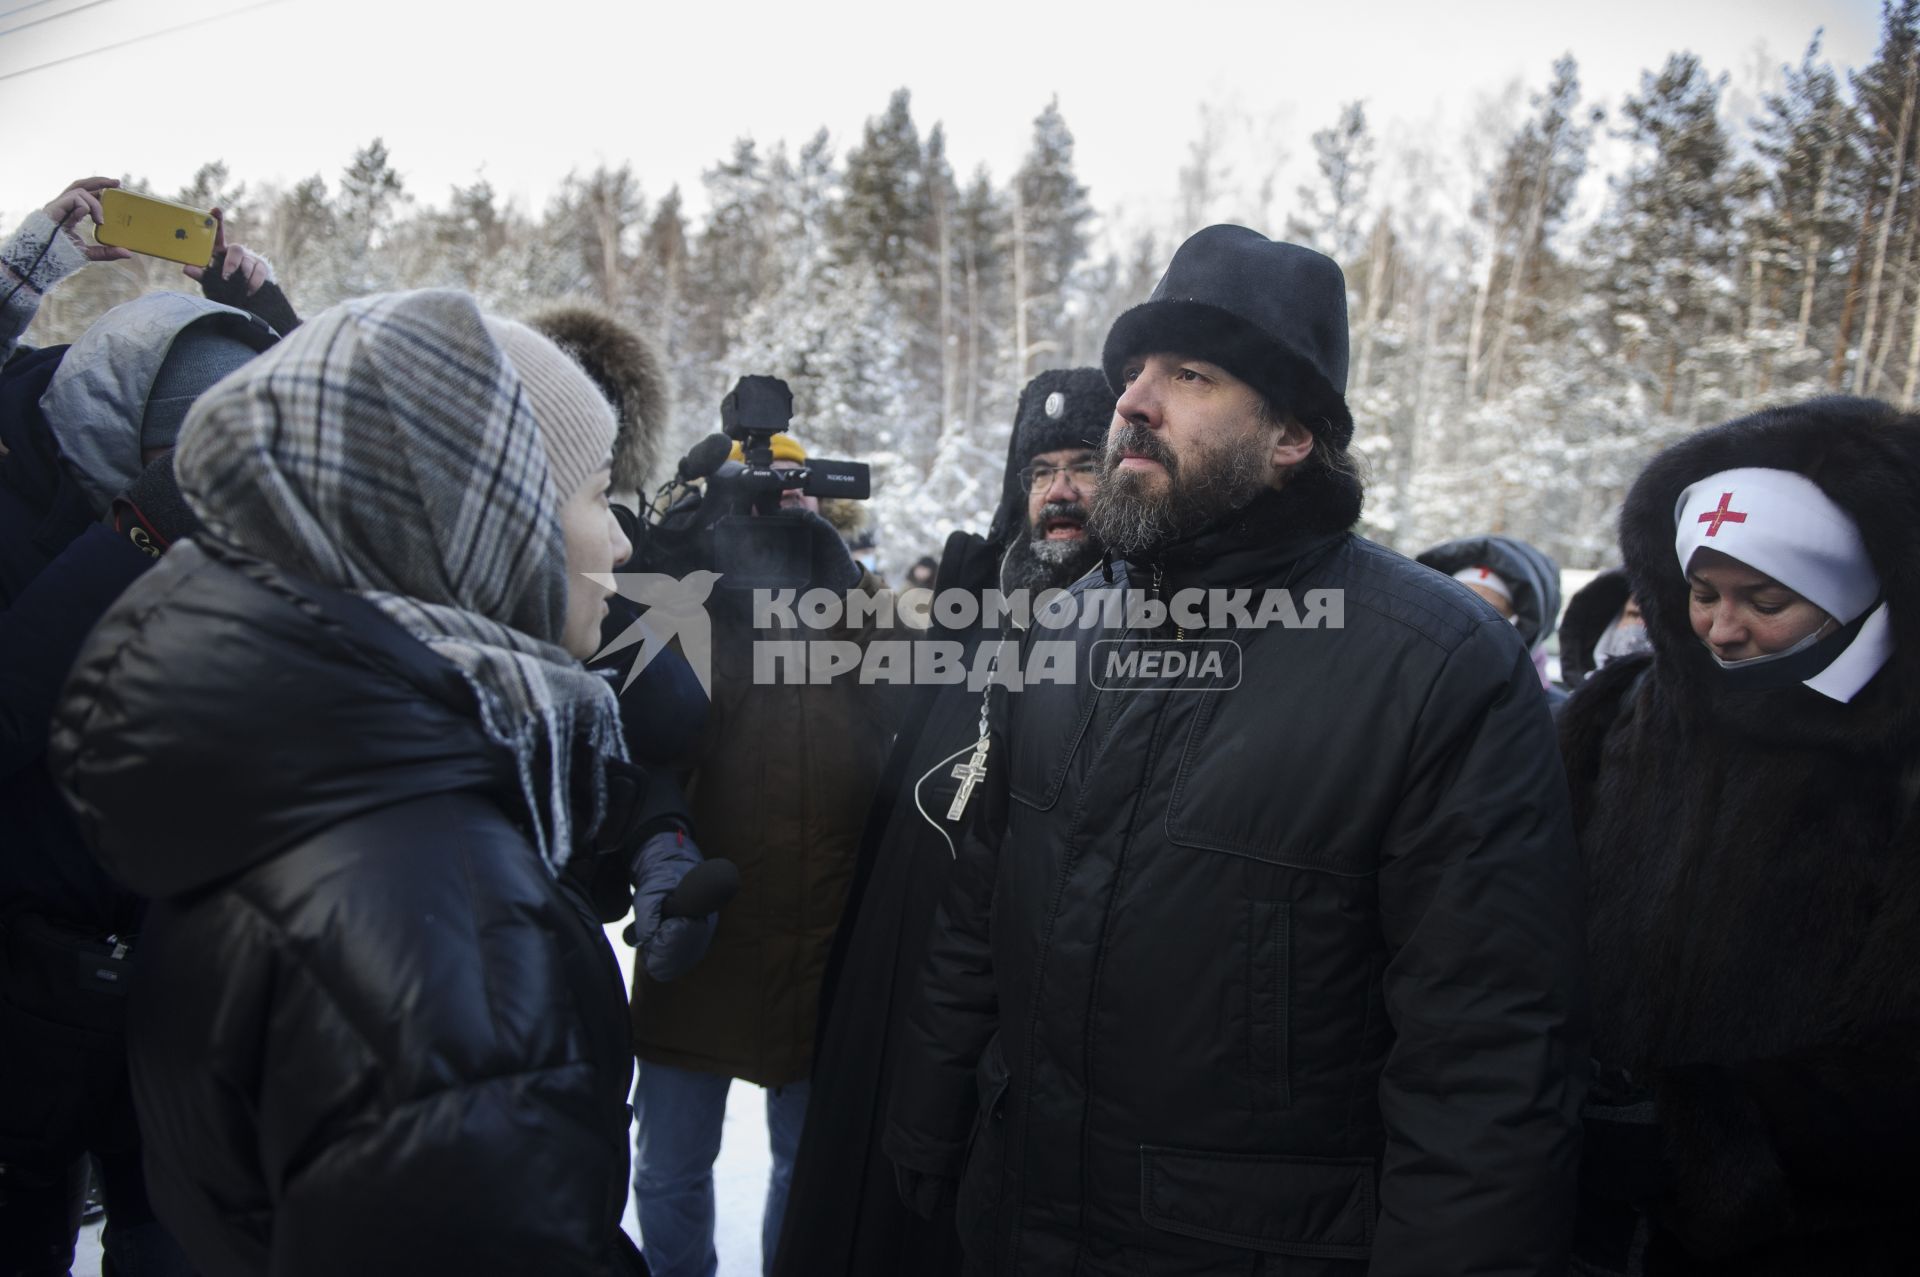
<box><xmin>633</xmin><ymin>1062</ymin><xmax>810</xmax><ymax>1277</ymax></box>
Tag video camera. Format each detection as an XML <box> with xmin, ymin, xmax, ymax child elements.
<box><xmin>707</xmin><ymin>375</ymin><xmax>870</xmax><ymax>516</ymax></box>
<box><xmin>645</xmin><ymin>376</ymin><xmax>871</xmax><ymax>592</ymax></box>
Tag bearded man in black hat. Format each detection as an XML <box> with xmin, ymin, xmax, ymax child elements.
<box><xmin>885</xmin><ymin>226</ymin><xmax>1589</xmax><ymax>1276</ymax></box>
<box><xmin>771</xmin><ymin>367</ymin><xmax>1113</xmax><ymax>1277</ymax></box>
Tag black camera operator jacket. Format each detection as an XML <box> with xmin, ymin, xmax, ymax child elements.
<box><xmin>631</xmin><ymin>565</ymin><xmax>906</xmax><ymax>1088</ymax></box>
<box><xmin>886</xmin><ymin>476</ymin><xmax>1590</xmax><ymax>1277</ymax></box>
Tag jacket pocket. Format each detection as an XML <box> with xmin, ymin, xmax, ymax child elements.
<box><xmin>1139</xmin><ymin>1145</ymin><xmax>1376</xmax><ymax>1260</ymax></box>
<box><xmin>1248</xmin><ymin>901</ymin><xmax>1290</xmax><ymax>1112</ymax></box>
<box><xmin>1162</xmin><ymin>667</ymin><xmax>1380</xmax><ymax>877</ymax></box>
<box><xmin>955</xmin><ymin>1033</ymin><xmax>1011</xmax><ymax>1255</ymax></box>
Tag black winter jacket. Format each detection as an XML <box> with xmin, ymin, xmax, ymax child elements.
<box><xmin>888</xmin><ymin>472</ymin><xmax>1589</xmax><ymax>1276</ymax></box>
<box><xmin>1559</xmin><ymin>398</ymin><xmax>1920</xmax><ymax>1276</ymax></box>
<box><xmin>49</xmin><ymin>539</ymin><xmax>642</xmax><ymax>1277</ymax></box>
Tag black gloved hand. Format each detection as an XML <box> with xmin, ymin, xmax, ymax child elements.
<box><xmin>198</xmin><ymin>258</ymin><xmax>301</xmax><ymax>336</ymax></box>
<box><xmin>893</xmin><ymin>1164</ymin><xmax>957</xmax><ymax>1222</ymax></box>
<box><xmin>107</xmin><ymin>451</ymin><xmax>202</xmax><ymax>557</ymax></box>
<box><xmin>622</xmin><ymin>829</ymin><xmax>719</xmax><ymax>982</ymax></box>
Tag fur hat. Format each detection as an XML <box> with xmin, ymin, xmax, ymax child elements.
<box><xmin>527</xmin><ymin>303</ymin><xmax>671</xmax><ymax>495</ymax></box>
<box><xmin>987</xmin><ymin>367</ymin><xmax>1115</xmax><ymax>546</ymax></box>
<box><xmin>1102</xmin><ymin>224</ymin><xmax>1353</xmax><ymax>449</ymax></box>
<box><xmin>820</xmin><ymin>495</ymin><xmax>869</xmax><ymax>540</ymax></box>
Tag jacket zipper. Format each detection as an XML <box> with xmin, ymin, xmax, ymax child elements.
<box><xmin>1151</xmin><ymin>565</ymin><xmax>1185</xmax><ymax>642</ymax></box>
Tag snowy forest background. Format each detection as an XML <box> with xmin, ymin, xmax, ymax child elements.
<box><xmin>16</xmin><ymin>4</ymin><xmax>1920</xmax><ymax>572</ymax></box>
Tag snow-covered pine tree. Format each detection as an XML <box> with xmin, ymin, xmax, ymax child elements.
<box><xmin>1751</xmin><ymin>33</ymin><xmax>1863</xmax><ymax>377</ymax></box>
<box><xmin>542</xmin><ymin>164</ymin><xmax>646</xmax><ymax>313</ymax></box>
<box><xmin>1593</xmin><ymin>54</ymin><xmax>1741</xmax><ymax>425</ymax></box>
<box><xmin>1288</xmin><ymin>101</ymin><xmax>1374</xmax><ymax>265</ymax></box>
<box><xmin>1011</xmin><ymin>97</ymin><xmax>1094</xmax><ymax>386</ymax></box>
<box><xmin>332</xmin><ymin>138</ymin><xmax>409</xmax><ymax>302</ymax></box>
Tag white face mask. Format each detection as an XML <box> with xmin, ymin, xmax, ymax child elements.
<box><xmin>1593</xmin><ymin>618</ymin><xmax>1650</xmax><ymax>668</ymax></box>
<box><xmin>1703</xmin><ymin>617</ymin><xmax>1836</xmax><ymax>670</ymax></box>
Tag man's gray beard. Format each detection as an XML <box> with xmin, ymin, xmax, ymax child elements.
<box><xmin>1002</xmin><ymin>525</ymin><xmax>1104</xmax><ymax>593</ymax></box>
<box><xmin>1086</xmin><ymin>426</ymin><xmax>1274</xmax><ymax>559</ymax></box>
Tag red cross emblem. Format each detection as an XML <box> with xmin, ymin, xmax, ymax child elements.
<box><xmin>1697</xmin><ymin>491</ymin><xmax>1747</xmax><ymax>536</ymax></box>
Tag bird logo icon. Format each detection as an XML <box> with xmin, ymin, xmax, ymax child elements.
<box><xmin>587</xmin><ymin>569</ymin><xmax>724</xmax><ymax>698</ymax></box>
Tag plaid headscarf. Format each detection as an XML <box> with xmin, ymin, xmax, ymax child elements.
<box><xmin>173</xmin><ymin>289</ymin><xmax>627</xmax><ymax>872</ymax></box>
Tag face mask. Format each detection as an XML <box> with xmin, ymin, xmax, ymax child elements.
<box><xmin>1697</xmin><ymin>606</ymin><xmax>1881</xmax><ymax>696</ymax></box>
<box><xmin>1593</xmin><ymin>618</ymin><xmax>1650</xmax><ymax>669</ymax></box>
<box><xmin>1704</xmin><ymin>617</ymin><xmax>1835</xmax><ymax>671</ymax></box>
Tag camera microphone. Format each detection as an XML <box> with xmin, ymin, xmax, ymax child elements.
<box><xmin>679</xmin><ymin>434</ymin><xmax>735</xmax><ymax>483</ymax></box>
<box><xmin>660</xmin><ymin>857</ymin><xmax>741</xmax><ymax>920</ymax></box>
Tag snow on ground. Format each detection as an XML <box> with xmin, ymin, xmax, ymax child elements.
<box><xmin>70</xmin><ymin>924</ymin><xmax>776</xmax><ymax>1277</ymax></box>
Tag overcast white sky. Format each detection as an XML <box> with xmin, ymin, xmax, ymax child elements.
<box><xmin>0</xmin><ymin>0</ymin><xmax>1885</xmax><ymax>240</ymax></box>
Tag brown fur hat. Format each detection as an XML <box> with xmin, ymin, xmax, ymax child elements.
<box><xmin>819</xmin><ymin>496</ymin><xmax>869</xmax><ymax>541</ymax></box>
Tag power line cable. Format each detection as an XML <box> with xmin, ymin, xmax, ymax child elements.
<box><xmin>0</xmin><ymin>0</ymin><xmax>120</xmax><ymax>39</ymax></box>
<box><xmin>0</xmin><ymin>0</ymin><xmax>78</xmax><ymax>25</ymax></box>
<box><xmin>0</xmin><ymin>0</ymin><xmax>286</xmax><ymax>81</ymax></box>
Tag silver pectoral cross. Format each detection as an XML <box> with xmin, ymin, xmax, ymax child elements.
<box><xmin>946</xmin><ymin>736</ymin><xmax>991</xmax><ymax>821</ymax></box>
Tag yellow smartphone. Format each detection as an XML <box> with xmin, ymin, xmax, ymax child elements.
<box><xmin>95</xmin><ymin>189</ymin><xmax>217</xmax><ymax>267</ymax></box>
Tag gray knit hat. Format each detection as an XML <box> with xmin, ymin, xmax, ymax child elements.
<box><xmin>142</xmin><ymin>322</ymin><xmax>266</xmax><ymax>453</ymax></box>
<box><xmin>487</xmin><ymin>318</ymin><xmax>618</xmax><ymax>501</ymax></box>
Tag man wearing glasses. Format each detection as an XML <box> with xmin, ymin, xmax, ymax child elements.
<box><xmin>1001</xmin><ymin>400</ymin><xmax>1105</xmax><ymax>594</ymax></box>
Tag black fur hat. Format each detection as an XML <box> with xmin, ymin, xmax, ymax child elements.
<box><xmin>1102</xmin><ymin>225</ymin><xmax>1353</xmax><ymax>450</ymax></box>
<box><xmin>986</xmin><ymin>367</ymin><xmax>1115</xmax><ymax>545</ymax></box>
<box><xmin>527</xmin><ymin>303</ymin><xmax>671</xmax><ymax>495</ymax></box>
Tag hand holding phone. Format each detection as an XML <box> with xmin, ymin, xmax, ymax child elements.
<box><xmin>42</xmin><ymin>177</ymin><xmax>134</xmax><ymax>263</ymax></box>
<box><xmin>183</xmin><ymin>208</ymin><xmax>272</xmax><ymax>295</ymax></box>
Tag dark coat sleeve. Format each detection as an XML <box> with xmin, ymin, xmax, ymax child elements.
<box><xmin>883</xmin><ymin>689</ymin><xmax>1009</xmax><ymax>1182</ymax></box>
<box><xmin>1370</xmin><ymin>619</ymin><xmax>1590</xmax><ymax>1277</ymax></box>
<box><xmin>0</xmin><ymin>523</ymin><xmax>150</xmax><ymax>776</ymax></box>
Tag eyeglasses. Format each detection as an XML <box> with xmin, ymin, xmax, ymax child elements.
<box><xmin>1020</xmin><ymin>460</ymin><xmax>1101</xmax><ymax>492</ymax></box>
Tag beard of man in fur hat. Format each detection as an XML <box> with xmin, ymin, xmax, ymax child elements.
<box><xmin>1000</xmin><ymin>443</ymin><xmax>1103</xmax><ymax>593</ymax></box>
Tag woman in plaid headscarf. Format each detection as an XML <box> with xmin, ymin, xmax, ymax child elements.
<box><xmin>50</xmin><ymin>290</ymin><xmax>647</xmax><ymax>1276</ymax></box>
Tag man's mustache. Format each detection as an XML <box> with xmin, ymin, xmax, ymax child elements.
<box><xmin>1104</xmin><ymin>422</ymin><xmax>1177</xmax><ymax>477</ymax></box>
<box><xmin>1031</xmin><ymin>499</ymin><xmax>1088</xmax><ymax>536</ymax></box>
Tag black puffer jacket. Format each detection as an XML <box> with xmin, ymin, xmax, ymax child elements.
<box><xmin>49</xmin><ymin>539</ymin><xmax>641</xmax><ymax>1277</ymax></box>
<box><xmin>889</xmin><ymin>470</ymin><xmax>1589</xmax><ymax>1276</ymax></box>
<box><xmin>1559</xmin><ymin>397</ymin><xmax>1920</xmax><ymax>1276</ymax></box>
